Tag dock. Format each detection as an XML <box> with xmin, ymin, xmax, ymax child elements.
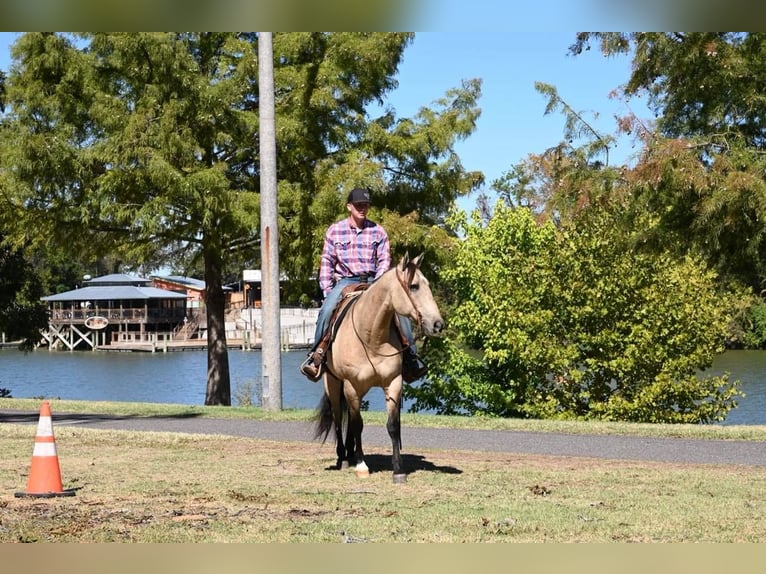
<box><xmin>0</xmin><ymin>340</ymin><xmax>23</xmax><ymax>349</ymax></box>
<box><xmin>12</xmin><ymin>306</ymin><xmax>319</xmax><ymax>353</ymax></box>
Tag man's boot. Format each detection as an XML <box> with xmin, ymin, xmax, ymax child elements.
<box><xmin>300</xmin><ymin>346</ymin><xmax>325</xmax><ymax>382</ymax></box>
<box><xmin>401</xmin><ymin>347</ymin><xmax>428</xmax><ymax>383</ymax></box>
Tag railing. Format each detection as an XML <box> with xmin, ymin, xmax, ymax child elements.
<box><xmin>50</xmin><ymin>309</ymin><xmax>185</xmax><ymax>323</ymax></box>
<box><xmin>235</xmin><ymin>306</ymin><xmax>318</xmax><ymax>348</ymax></box>
<box><xmin>111</xmin><ymin>331</ymin><xmax>176</xmax><ymax>343</ymax></box>
<box><xmin>173</xmin><ymin>315</ymin><xmax>201</xmax><ymax>340</ymax></box>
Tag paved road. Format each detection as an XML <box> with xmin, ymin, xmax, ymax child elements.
<box><xmin>2</xmin><ymin>409</ymin><xmax>765</xmax><ymax>467</ymax></box>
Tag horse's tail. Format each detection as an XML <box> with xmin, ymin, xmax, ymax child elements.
<box><xmin>313</xmin><ymin>389</ymin><xmax>346</xmax><ymax>443</ymax></box>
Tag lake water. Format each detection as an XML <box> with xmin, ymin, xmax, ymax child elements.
<box><xmin>1</xmin><ymin>348</ymin><xmax>764</xmax><ymax>425</ymax></box>
<box><xmin>0</xmin><ymin>349</ymin><xmax>388</xmax><ymax>412</ymax></box>
<box><xmin>706</xmin><ymin>350</ymin><xmax>766</xmax><ymax>425</ymax></box>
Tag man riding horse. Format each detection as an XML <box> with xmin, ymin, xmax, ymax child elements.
<box><xmin>300</xmin><ymin>187</ymin><xmax>428</xmax><ymax>383</ymax></box>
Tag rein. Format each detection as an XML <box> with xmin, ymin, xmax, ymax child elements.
<box><xmin>349</xmin><ymin>265</ymin><xmax>423</xmax><ymax>361</ymax></box>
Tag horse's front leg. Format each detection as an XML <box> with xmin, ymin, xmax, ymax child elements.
<box><xmin>386</xmin><ymin>380</ymin><xmax>406</xmax><ymax>484</ymax></box>
<box><xmin>334</xmin><ymin>417</ymin><xmax>346</xmax><ymax>470</ymax></box>
<box><xmin>344</xmin><ymin>391</ymin><xmax>368</xmax><ymax>478</ymax></box>
<box><xmin>342</xmin><ymin>409</ymin><xmax>355</xmax><ymax>470</ymax></box>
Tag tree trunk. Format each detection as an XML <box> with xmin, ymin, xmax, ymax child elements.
<box><xmin>203</xmin><ymin>240</ymin><xmax>231</xmax><ymax>406</ymax></box>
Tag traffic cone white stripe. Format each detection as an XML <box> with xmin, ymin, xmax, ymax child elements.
<box><xmin>32</xmin><ymin>442</ymin><xmax>58</xmax><ymax>457</ymax></box>
<box><xmin>36</xmin><ymin>416</ymin><xmax>54</xmax><ymax>437</ymax></box>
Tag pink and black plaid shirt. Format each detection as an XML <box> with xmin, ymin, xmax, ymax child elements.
<box><xmin>318</xmin><ymin>217</ymin><xmax>391</xmax><ymax>296</ymax></box>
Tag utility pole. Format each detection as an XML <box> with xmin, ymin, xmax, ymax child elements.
<box><xmin>258</xmin><ymin>32</ymin><xmax>282</xmax><ymax>410</ymax></box>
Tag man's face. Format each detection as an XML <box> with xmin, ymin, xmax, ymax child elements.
<box><xmin>349</xmin><ymin>202</ymin><xmax>370</xmax><ymax>219</ymax></box>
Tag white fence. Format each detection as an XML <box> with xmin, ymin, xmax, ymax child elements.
<box><xmin>226</xmin><ymin>307</ymin><xmax>318</xmax><ymax>348</ymax></box>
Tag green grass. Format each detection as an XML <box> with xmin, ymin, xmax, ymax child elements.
<box><xmin>1</xmin><ymin>422</ymin><xmax>764</xmax><ymax>543</ymax></box>
<box><xmin>2</xmin><ymin>396</ymin><xmax>765</xmax><ymax>542</ymax></box>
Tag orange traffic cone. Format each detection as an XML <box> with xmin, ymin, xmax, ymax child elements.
<box><xmin>15</xmin><ymin>401</ymin><xmax>76</xmax><ymax>498</ymax></box>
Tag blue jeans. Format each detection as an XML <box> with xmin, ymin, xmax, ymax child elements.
<box><xmin>311</xmin><ymin>277</ymin><xmax>414</xmax><ymax>352</ymax></box>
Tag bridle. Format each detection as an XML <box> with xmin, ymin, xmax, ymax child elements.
<box><xmin>396</xmin><ymin>263</ymin><xmax>424</xmax><ymax>334</ymax></box>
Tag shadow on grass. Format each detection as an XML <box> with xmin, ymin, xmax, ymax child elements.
<box><xmin>326</xmin><ymin>453</ymin><xmax>462</xmax><ymax>476</ymax></box>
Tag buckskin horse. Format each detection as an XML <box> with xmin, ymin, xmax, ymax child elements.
<box><xmin>313</xmin><ymin>253</ymin><xmax>445</xmax><ymax>484</ymax></box>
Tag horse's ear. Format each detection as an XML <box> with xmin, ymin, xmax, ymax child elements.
<box><xmin>399</xmin><ymin>252</ymin><xmax>410</xmax><ymax>272</ymax></box>
<box><xmin>412</xmin><ymin>253</ymin><xmax>424</xmax><ymax>268</ymax></box>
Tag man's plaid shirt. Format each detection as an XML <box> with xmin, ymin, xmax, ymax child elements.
<box><xmin>318</xmin><ymin>217</ymin><xmax>391</xmax><ymax>297</ymax></box>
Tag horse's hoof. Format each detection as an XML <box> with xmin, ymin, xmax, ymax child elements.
<box><xmin>354</xmin><ymin>461</ymin><xmax>370</xmax><ymax>478</ymax></box>
<box><xmin>339</xmin><ymin>461</ymin><xmax>350</xmax><ymax>470</ymax></box>
<box><xmin>392</xmin><ymin>473</ymin><xmax>407</xmax><ymax>484</ymax></box>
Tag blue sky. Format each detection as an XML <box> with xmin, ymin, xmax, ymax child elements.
<box><xmin>387</xmin><ymin>32</ymin><xmax>648</xmax><ymax>210</ymax></box>
<box><xmin>0</xmin><ymin>31</ymin><xmax>648</xmax><ymax>212</ymax></box>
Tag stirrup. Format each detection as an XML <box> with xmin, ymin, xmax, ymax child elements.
<box><xmin>402</xmin><ymin>350</ymin><xmax>428</xmax><ymax>383</ymax></box>
<box><xmin>300</xmin><ymin>353</ymin><xmax>323</xmax><ymax>382</ymax></box>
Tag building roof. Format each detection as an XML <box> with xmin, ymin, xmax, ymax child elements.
<box><xmin>42</xmin><ymin>285</ymin><xmax>187</xmax><ymax>302</ymax></box>
<box><xmin>152</xmin><ymin>275</ymin><xmax>206</xmax><ymax>291</ymax></box>
<box><xmin>42</xmin><ymin>273</ymin><xmax>187</xmax><ymax>302</ymax></box>
<box><xmin>85</xmin><ymin>273</ymin><xmax>151</xmax><ymax>286</ymax></box>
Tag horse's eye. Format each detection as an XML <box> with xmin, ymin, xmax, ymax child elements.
<box><xmin>410</xmin><ymin>283</ymin><xmax>419</xmax><ymax>291</ymax></box>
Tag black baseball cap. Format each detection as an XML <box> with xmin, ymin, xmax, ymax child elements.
<box><xmin>347</xmin><ymin>188</ymin><xmax>371</xmax><ymax>204</ymax></box>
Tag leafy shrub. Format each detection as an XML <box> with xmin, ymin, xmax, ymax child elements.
<box><xmin>410</xmin><ymin>203</ymin><xmax>741</xmax><ymax>423</ymax></box>
<box><xmin>742</xmin><ymin>298</ymin><xmax>766</xmax><ymax>349</ymax></box>
<box><xmin>233</xmin><ymin>380</ymin><xmax>261</xmax><ymax>407</ymax></box>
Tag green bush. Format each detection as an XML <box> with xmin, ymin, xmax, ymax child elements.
<box><xmin>742</xmin><ymin>298</ymin><xmax>766</xmax><ymax>349</ymax></box>
<box><xmin>410</xmin><ymin>204</ymin><xmax>741</xmax><ymax>423</ymax></box>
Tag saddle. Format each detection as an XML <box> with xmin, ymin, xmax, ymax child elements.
<box><xmin>309</xmin><ymin>283</ymin><xmax>408</xmax><ymax>367</ymax></box>
<box><xmin>322</xmin><ymin>283</ymin><xmax>369</xmax><ymax>349</ymax></box>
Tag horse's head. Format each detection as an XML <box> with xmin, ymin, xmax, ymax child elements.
<box><xmin>396</xmin><ymin>253</ymin><xmax>445</xmax><ymax>337</ymax></box>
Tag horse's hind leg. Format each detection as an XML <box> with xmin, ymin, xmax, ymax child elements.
<box><xmin>325</xmin><ymin>377</ymin><xmax>346</xmax><ymax>470</ymax></box>
<box><xmin>386</xmin><ymin>383</ymin><xmax>406</xmax><ymax>484</ymax></box>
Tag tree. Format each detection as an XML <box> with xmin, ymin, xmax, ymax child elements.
<box><xmin>0</xmin><ymin>70</ymin><xmax>46</xmax><ymax>352</ymax></box>
<box><xmin>1</xmin><ymin>33</ymin><xmax>265</xmax><ymax>405</ymax></box>
<box><xmin>0</xmin><ymin>33</ymin><xmax>482</xmax><ymax>405</ymax></box>
<box><xmin>271</xmin><ymin>33</ymin><xmax>483</xmax><ymax>301</ymax></box>
<box><xmin>569</xmin><ymin>33</ymin><xmax>766</xmax><ymax>293</ymax></box>
<box><xmin>409</xmin><ymin>203</ymin><xmax>741</xmax><ymax>423</ymax></box>
<box><xmin>0</xmin><ymin>237</ymin><xmax>49</xmax><ymax>351</ymax></box>
<box><xmin>571</xmin><ymin>33</ymin><xmax>765</xmax><ymax>145</ymax></box>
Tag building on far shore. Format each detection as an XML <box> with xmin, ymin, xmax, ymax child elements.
<box><xmin>40</xmin><ymin>274</ymin><xmax>189</xmax><ymax>351</ymax></box>
<box><xmin>150</xmin><ymin>275</ymin><xmax>207</xmax><ymax>309</ymax></box>
<box><xmin>38</xmin><ymin>272</ymin><xmax>317</xmax><ymax>352</ymax></box>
